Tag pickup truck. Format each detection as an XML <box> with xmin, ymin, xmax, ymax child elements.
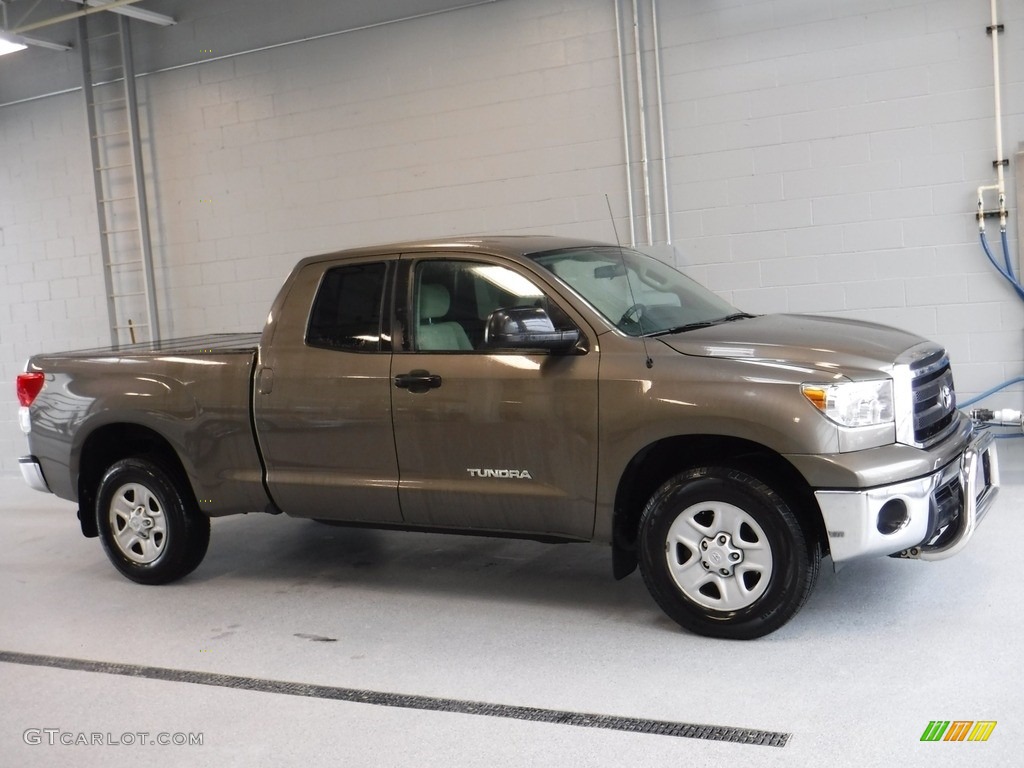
<box><xmin>16</xmin><ymin>236</ymin><xmax>1000</xmax><ymax>639</ymax></box>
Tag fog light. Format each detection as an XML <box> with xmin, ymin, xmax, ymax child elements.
<box><xmin>877</xmin><ymin>499</ymin><xmax>909</xmax><ymax>535</ymax></box>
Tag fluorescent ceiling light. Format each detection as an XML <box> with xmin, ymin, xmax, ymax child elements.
<box><xmin>18</xmin><ymin>35</ymin><xmax>73</xmax><ymax>52</ymax></box>
<box><xmin>0</xmin><ymin>30</ymin><xmax>71</xmax><ymax>52</ymax></box>
<box><xmin>0</xmin><ymin>37</ymin><xmax>28</xmax><ymax>55</ymax></box>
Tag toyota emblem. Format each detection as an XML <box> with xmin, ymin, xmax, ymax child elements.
<box><xmin>939</xmin><ymin>384</ymin><xmax>953</xmax><ymax>410</ymax></box>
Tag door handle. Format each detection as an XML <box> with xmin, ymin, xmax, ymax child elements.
<box><xmin>394</xmin><ymin>370</ymin><xmax>443</xmax><ymax>393</ymax></box>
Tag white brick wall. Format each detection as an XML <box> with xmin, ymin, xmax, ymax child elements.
<box><xmin>1</xmin><ymin>0</ymin><xmax>1022</xmax><ymax>473</ymax></box>
<box><xmin>0</xmin><ymin>95</ymin><xmax>109</xmax><ymax>472</ymax></box>
<box><xmin>658</xmin><ymin>0</ymin><xmax>1023</xmax><ymax>410</ymax></box>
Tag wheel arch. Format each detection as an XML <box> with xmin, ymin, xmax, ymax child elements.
<box><xmin>611</xmin><ymin>434</ymin><xmax>826</xmax><ymax>578</ymax></box>
<box><xmin>76</xmin><ymin>423</ymin><xmax>196</xmax><ymax>538</ymax></box>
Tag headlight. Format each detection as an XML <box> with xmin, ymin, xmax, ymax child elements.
<box><xmin>801</xmin><ymin>380</ymin><xmax>894</xmax><ymax>428</ymax></box>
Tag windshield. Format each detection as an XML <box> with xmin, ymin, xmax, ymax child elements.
<box><xmin>532</xmin><ymin>246</ymin><xmax>743</xmax><ymax>336</ymax></box>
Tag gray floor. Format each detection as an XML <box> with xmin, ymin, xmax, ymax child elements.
<box><xmin>1</xmin><ymin>440</ymin><xmax>1021</xmax><ymax>767</ymax></box>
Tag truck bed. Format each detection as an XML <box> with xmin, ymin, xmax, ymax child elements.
<box><xmin>34</xmin><ymin>332</ymin><xmax>263</xmax><ymax>358</ymax></box>
<box><xmin>25</xmin><ymin>332</ymin><xmax>268</xmax><ymax>518</ymax></box>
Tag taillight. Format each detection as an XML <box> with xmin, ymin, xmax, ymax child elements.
<box><xmin>17</xmin><ymin>372</ymin><xmax>45</xmax><ymax>407</ymax></box>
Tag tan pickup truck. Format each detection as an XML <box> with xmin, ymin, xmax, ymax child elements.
<box><xmin>16</xmin><ymin>236</ymin><xmax>1000</xmax><ymax>638</ymax></box>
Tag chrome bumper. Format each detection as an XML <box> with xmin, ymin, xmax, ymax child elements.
<box><xmin>816</xmin><ymin>431</ymin><xmax>999</xmax><ymax>565</ymax></box>
<box><xmin>19</xmin><ymin>456</ymin><xmax>52</xmax><ymax>494</ymax></box>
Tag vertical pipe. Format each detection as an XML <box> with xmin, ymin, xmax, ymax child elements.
<box><xmin>119</xmin><ymin>15</ymin><xmax>161</xmax><ymax>341</ymax></box>
<box><xmin>632</xmin><ymin>0</ymin><xmax>653</xmax><ymax>245</ymax></box>
<box><xmin>651</xmin><ymin>0</ymin><xmax>670</xmax><ymax>244</ymax></box>
<box><xmin>987</xmin><ymin>0</ymin><xmax>1008</xmax><ymax>234</ymax></box>
<box><xmin>990</xmin><ymin>0</ymin><xmax>1004</xmax><ymax>196</ymax></box>
<box><xmin>613</xmin><ymin>0</ymin><xmax>636</xmax><ymax>246</ymax></box>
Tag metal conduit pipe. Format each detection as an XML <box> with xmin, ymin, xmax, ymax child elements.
<box><xmin>631</xmin><ymin>0</ymin><xmax>653</xmax><ymax>246</ymax></box>
<box><xmin>977</xmin><ymin>0</ymin><xmax>1022</xmax><ymax>303</ymax></box>
<box><xmin>651</xmin><ymin>0</ymin><xmax>671</xmax><ymax>245</ymax></box>
<box><xmin>613</xmin><ymin>0</ymin><xmax>637</xmax><ymax>247</ymax></box>
<box><xmin>978</xmin><ymin>0</ymin><xmax>1008</xmax><ymax>232</ymax></box>
<box><xmin>612</xmin><ymin>0</ymin><xmax>670</xmax><ymax>247</ymax></box>
<box><xmin>989</xmin><ymin>0</ymin><xmax>1006</xmax><ymax>220</ymax></box>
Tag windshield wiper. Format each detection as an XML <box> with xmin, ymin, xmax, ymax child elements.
<box><xmin>648</xmin><ymin>321</ymin><xmax>716</xmax><ymax>336</ymax></box>
<box><xmin>647</xmin><ymin>313</ymin><xmax>754</xmax><ymax>337</ymax></box>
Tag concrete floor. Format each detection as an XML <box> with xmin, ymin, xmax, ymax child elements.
<box><xmin>1</xmin><ymin>440</ymin><xmax>1021</xmax><ymax>767</ymax></box>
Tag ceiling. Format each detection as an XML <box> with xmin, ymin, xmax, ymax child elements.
<box><xmin>1</xmin><ymin>0</ymin><xmax>496</xmax><ymax>105</ymax></box>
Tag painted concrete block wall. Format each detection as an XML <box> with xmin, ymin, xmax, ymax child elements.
<box><xmin>135</xmin><ymin>0</ymin><xmax>625</xmax><ymax>339</ymax></box>
<box><xmin>657</xmin><ymin>0</ymin><xmax>1024</xmax><ymax>403</ymax></box>
<box><xmin>0</xmin><ymin>95</ymin><xmax>110</xmax><ymax>473</ymax></box>
<box><xmin>1</xmin><ymin>0</ymin><xmax>1022</xmax><ymax>474</ymax></box>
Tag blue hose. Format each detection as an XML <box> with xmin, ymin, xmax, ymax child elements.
<box><xmin>959</xmin><ymin>375</ymin><xmax>1024</xmax><ymax>408</ymax></box>
<box><xmin>980</xmin><ymin>232</ymin><xmax>1024</xmax><ymax>300</ymax></box>
<box><xmin>1002</xmin><ymin>229</ymin><xmax>1015</xmax><ymax>281</ymax></box>
<box><xmin>970</xmin><ymin>230</ymin><xmax>1023</xmax><ymax>432</ymax></box>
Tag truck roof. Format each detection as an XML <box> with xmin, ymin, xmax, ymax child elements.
<box><xmin>293</xmin><ymin>235</ymin><xmax>614</xmax><ymax>269</ymax></box>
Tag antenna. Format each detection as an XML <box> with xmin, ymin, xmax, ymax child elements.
<box><xmin>605</xmin><ymin>194</ymin><xmax>653</xmax><ymax>369</ymax></box>
<box><xmin>604</xmin><ymin>194</ymin><xmax>621</xmax><ymax>246</ymax></box>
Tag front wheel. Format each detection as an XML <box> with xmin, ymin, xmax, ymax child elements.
<box><xmin>638</xmin><ymin>466</ymin><xmax>819</xmax><ymax>639</ymax></box>
<box><xmin>95</xmin><ymin>458</ymin><xmax>210</xmax><ymax>585</ymax></box>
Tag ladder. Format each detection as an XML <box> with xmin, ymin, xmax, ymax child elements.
<box><xmin>78</xmin><ymin>13</ymin><xmax>160</xmax><ymax>346</ymax></box>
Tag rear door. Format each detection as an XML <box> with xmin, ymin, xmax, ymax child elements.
<box><xmin>254</xmin><ymin>256</ymin><xmax>403</xmax><ymax>522</ymax></box>
<box><xmin>390</xmin><ymin>253</ymin><xmax>600</xmax><ymax>539</ymax></box>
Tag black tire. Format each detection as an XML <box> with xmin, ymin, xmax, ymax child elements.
<box><xmin>638</xmin><ymin>466</ymin><xmax>819</xmax><ymax>640</ymax></box>
<box><xmin>95</xmin><ymin>457</ymin><xmax>210</xmax><ymax>585</ymax></box>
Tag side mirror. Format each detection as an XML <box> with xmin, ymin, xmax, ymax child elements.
<box><xmin>483</xmin><ymin>307</ymin><xmax>581</xmax><ymax>352</ymax></box>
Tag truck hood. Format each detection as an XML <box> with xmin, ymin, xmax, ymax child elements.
<box><xmin>656</xmin><ymin>314</ymin><xmax>925</xmax><ymax>376</ymax></box>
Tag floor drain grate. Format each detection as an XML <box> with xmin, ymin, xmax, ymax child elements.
<box><xmin>1</xmin><ymin>650</ymin><xmax>789</xmax><ymax>747</ymax></box>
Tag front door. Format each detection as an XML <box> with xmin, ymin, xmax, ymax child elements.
<box><xmin>391</xmin><ymin>256</ymin><xmax>599</xmax><ymax>539</ymax></box>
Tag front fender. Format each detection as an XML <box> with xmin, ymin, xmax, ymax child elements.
<box><xmin>593</xmin><ymin>349</ymin><xmax>840</xmax><ymax>543</ymax></box>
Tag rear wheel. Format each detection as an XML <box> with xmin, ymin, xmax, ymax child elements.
<box><xmin>638</xmin><ymin>466</ymin><xmax>819</xmax><ymax>639</ymax></box>
<box><xmin>95</xmin><ymin>458</ymin><xmax>210</xmax><ymax>584</ymax></box>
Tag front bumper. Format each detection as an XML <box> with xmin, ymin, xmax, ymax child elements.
<box><xmin>815</xmin><ymin>431</ymin><xmax>999</xmax><ymax>564</ymax></box>
<box><xmin>19</xmin><ymin>456</ymin><xmax>52</xmax><ymax>494</ymax></box>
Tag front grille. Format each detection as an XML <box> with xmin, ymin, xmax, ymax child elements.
<box><xmin>909</xmin><ymin>350</ymin><xmax>957</xmax><ymax>447</ymax></box>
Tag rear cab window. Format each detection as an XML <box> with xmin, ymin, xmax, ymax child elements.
<box><xmin>306</xmin><ymin>262</ymin><xmax>388</xmax><ymax>352</ymax></box>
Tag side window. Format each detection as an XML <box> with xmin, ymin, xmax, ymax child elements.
<box><xmin>307</xmin><ymin>262</ymin><xmax>387</xmax><ymax>352</ymax></box>
<box><xmin>414</xmin><ymin>260</ymin><xmax>575</xmax><ymax>351</ymax></box>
